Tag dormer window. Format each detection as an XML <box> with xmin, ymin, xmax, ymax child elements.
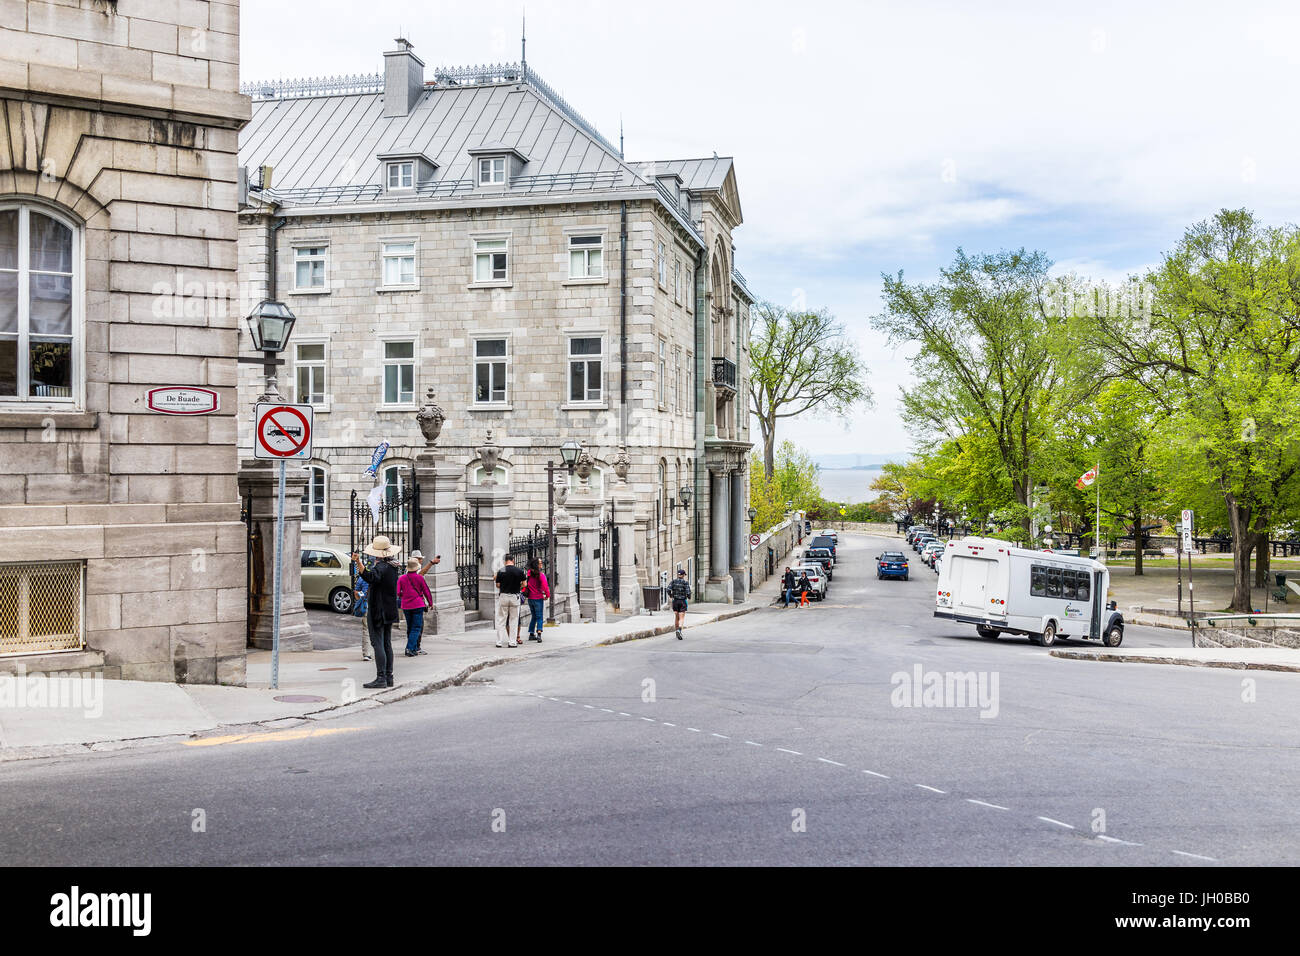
<box><xmin>387</xmin><ymin>161</ymin><xmax>414</xmax><ymax>190</ymax></box>
<box><xmin>478</xmin><ymin>157</ymin><xmax>506</xmax><ymax>186</ymax></box>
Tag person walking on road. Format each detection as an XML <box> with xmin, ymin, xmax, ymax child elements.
<box><xmin>352</xmin><ymin>535</ymin><xmax>402</xmax><ymax>688</ymax></box>
<box><xmin>667</xmin><ymin>568</ymin><xmax>691</xmax><ymax>640</ymax></box>
<box><xmin>797</xmin><ymin>570</ymin><xmax>811</xmax><ymax>607</ymax></box>
<box><xmin>523</xmin><ymin>558</ymin><xmax>550</xmax><ymax>643</ymax></box>
<box><xmin>494</xmin><ymin>555</ymin><xmax>527</xmax><ymax>648</ymax></box>
<box><xmin>781</xmin><ymin>566</ymin><xmax>796</xmax><ymax>608</ymax></box>
<box><xmin>398</xmin><ymin>555</ymin><xmax>434</xmax><ymax>657</ymax></box>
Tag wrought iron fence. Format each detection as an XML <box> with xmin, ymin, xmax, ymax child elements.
<box><xmin>599</xmin><ymin>515</ymin><xmax>619</xmax><ymax>609</ymax></box>
<box><xmin>712</xmin><ymin>356</ymin><xmax>737</xmax><ymax>390</ymax></box>
<box><xmin>456</xmin><ymin>505</ymin><xmax>481</xmax><ymax>611</ymax></box>
<box><xmin>350</xmin><ymin>475</ymin><xmax>421</xmax><ymax>579</ymax></box>
<box><xmin>508</xmin><ymin>524</ymin><xmax>551</xmax><ymax>575</ymax></box>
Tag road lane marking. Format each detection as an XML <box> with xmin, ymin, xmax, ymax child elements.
<box><xmin>863</xmin><ymin>770</ymin><xmax>889</xmax><ymax>778</ymax></box>
<box><xmin>745</xmin><ymin>740</ymin><xmax>762</xmax><ymax>747</ymax></box>
<box><xmin>564</xmin><ymin>701</ymin><xmax>576</xmax><ymax>705</ymax></box>
<box><xmin>687</xmin><ymin>727</ymin><xmax>701</xmax><ymax>733</ymax></box>
<box><xmin>583</xmin><ymin>704</ymin><xmax>594</xmax><ymax>709</ymax></box>
<box><xmin>641</xmin><ymin>717</ymin><xmax>656</xmax><ymax>722</ymax></box>
<box><xmin>600</xmin><ymin>708</ymin><xmax>614</xmax><ymax>713</ymax></box>
<box><xmin>776</xmin><ymin>748</ymin><xmax>802</xmax><ymax>755</ymax></box>
<box><xmin>712</xmin><ymin>733</ymin><xmax>730</xmax><ymax>739</ymax></box>
<box><xmin>185</xmin><ymin>727</ymin><xmax>366</xmax><ymax>748</ymax></box>
<box><xmin>818</xmin><ymin>757</ymin><xmax>845</xmax><ymax>766</ymax></box>
<box><xmin>967</xmin><ymin>799</ymin><xmax>1009</xmax><ymax>810</ymax></box>
<box><xmin>1172</xmin><ymin>850</ymin><xmax>1216</xmax><ymax>861</ymax></box>
<box><xmin>1097</xmin><ymin>835</ymin><xmax>1143</xmax><ymax>846</ymax></box>
<box><xmin>1038</xmin><ymin>816</ymin><xmax>1075</xmax><ymax>830</ymax></box>
<box><xmin>618</xmin><ymin>712</ymin><xmax>631</xmax><ymax>717</ymax></box>
<box><xmin>662</xmin><ymin>722</ymin><xmax>676</xmax><ymax>727</ymax></box>
<box><xmin>915</xmin><ymin>784</ymin><xmax>946</xmax><ymax>794</ymax></box>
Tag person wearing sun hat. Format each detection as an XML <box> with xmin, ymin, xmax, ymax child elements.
<box><xmin>351</xmin><ymin>534</ymin><xmax>402</xmax><ymax>688</ymax></box>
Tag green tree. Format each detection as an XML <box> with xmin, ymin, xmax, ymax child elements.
<box><xmin>1091</xmin><ymin>210</ymin><xmax>1300</xmax><ymax>610</ymax></box>
<box><xmin>748</xmin><ymin>303</ymin><xmax>872</xmax><ymax>476</ymax></box>
<box><xmin>873</xmin><ymin>249</ymin><xmax>1066</xmax><ymax>535</ymax></box>
<box><xmin>748</xmin><ymin>442</ymin><xmax>823</xmax><ymax>532</ymax></box>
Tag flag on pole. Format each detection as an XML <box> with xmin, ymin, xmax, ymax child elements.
<box><xmin>1075</xmin><ymin>467</ymin><xmax>1098</xmax><ymax>489</ymax></box>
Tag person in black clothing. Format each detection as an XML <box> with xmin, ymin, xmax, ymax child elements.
<box><xmin>781</xmin><ymin>567</ymin><xmax>797</xmax><ymax>607</ymax></box>
<box><xmin>494</xmin><ymin>555</ymin><xmax>528</xmax><ymax>648</ymax></box>
<box><xmin>797</xmin><ymin>570</ymin><xmax>811</xmax><ymax>607</ymax></box>
<box><xmin>352</xmin><ymin>534</ymin><xmax>402</xmax><ymax>688</ymax></box>
<box><xmin>667</xmin><ymin>569</ymin><xmax>691</xmax><ymax>640</ymax></box>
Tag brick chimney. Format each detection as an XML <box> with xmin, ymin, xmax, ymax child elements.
<box><xmin>383</xmin><ymin>38</ymin><xmax>424</xmax><ymax>117</ymax></box>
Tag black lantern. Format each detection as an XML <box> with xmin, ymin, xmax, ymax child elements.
<box><xmin>747</xmin><ymin>506</ymin><xmax>757</xmax><ymax>522</ymax></box>
<box><xmin>679</xmin><ymin>486</ymin><xmax>692</xmax><ymax>509</ymax></box>
<box><xmin>245</xmin><ymin>300</ymin><xmax>297</xmax><ymax>352</ymax></box>
<box><xmin>559</xmin><ymin>439</ymin><xmax>582</xmax><ymax>468</ymax></box>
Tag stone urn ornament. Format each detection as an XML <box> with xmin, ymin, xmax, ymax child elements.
<box><xmin>416</xmin><ymin>388</ymin><xmax>445</xmax><ymax>446</ymax></box>
<box><xmin>478</xmin><ymin>429</ymin><xmax>501</xmax><ymax>485</ymax></box>
<box><xmin>613</xmin><ymin>445</ymin><xmax>631</xmax><ymax>484</ymax></box>
<box><xmin>574</xmin><ymin>448</ymin><xmax>594</xmax><ymax>492</ymax></box>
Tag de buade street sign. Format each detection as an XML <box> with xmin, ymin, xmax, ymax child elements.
<box><xmin>253</xmin><ymin>402</ymin><xmax>314</xmax><ymax>461</ymax></box>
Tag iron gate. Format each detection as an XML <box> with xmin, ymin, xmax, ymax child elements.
<box><xmin>508</xmin><ymin>524</ymin><xmax>551</xmax><ymax>576</ymax></box>
<box><xmin>241</xmin><ymin>495</ymin><xmax>261</xmax><ymax>647</ymax></box>
<box><xmin>456</xmin><ymin>504</ymin><xmax>481</xmax><ymax>611</ymax></box>
<box><xmin>599</xmin><ymin>512</ymin><xmax>619</xmax><ymax>609</ymax></box>
<box><xmin>349</xmin><ymin>474</ymin><xmax>421</xmax><ymax>559</ymax></box>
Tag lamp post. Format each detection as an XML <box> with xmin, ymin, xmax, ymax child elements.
<box><xmin>241</xmin><ymin>299</ymin><xmax>297</xmax><ymax>690</ymax></box>
<box><xmin>1043</xmin><ymin>523</ymin><xmax>1053</xmax><ymax>550</ymax></box>
<box><xmin>547</xmin><ymin>439</ymin><xmax>584</xmax><ymax>625</ymax></box>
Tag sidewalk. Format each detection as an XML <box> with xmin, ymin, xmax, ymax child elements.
<box><xmin>0</xmin><ymin>574</ymin><xmax>785</xmax><ymax>762</ymax></box>
<box><xmin>1051</xmin><ymin>645</ymin><xmax>1300</xmax><ymax>673</ymax></box>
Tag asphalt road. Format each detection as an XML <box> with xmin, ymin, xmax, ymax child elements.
<box><xmin>2</xmin><ymin>532</ymin><xmax>1297</xmax><ymax>866</ymax></box>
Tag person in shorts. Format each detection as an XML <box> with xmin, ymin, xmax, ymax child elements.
<box><xmin>667</xmin><ymin>569</ymin><xmax>691</xmax><ymax>640</ymax></box>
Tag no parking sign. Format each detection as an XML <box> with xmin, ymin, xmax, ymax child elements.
<box><xmin>253</xmin><ymin>402</ymin><xmax>314</xmax><ymax>460</ymax></box>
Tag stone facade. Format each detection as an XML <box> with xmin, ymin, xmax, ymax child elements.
<box><xmin>0</xmin><ymin>1</ymin><xmax>250</xmax><ymax>682</ymax></box>
<box><xmin>235</xmin><ymin>43</ymin><xmax>754</xmax><ymax>610</ymax></box>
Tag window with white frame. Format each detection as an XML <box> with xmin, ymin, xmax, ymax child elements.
<box><xmin>685</xmin><ymin>351</ymin><xmax>693</xmax><ymax>411</ymax></box>
<box><xmin>293</xmin><ymin>245</ymin><xmax>327</xmax><ymax>290</ymax></box>
<box><xmin>381</xmin><ymin>240</ymin><xmax>416</xmax><ymax>287</ymax></box>
<box><xmin>294</xmin><ymin>341</ymin><xmax>327</xmax><ymax>405</ymax></box>
<box><xmin>473</xmin><ymin>237</ymin><xmax>509</xmax><ymax>282</ymax></box>
<box><xmin>568</xmin><ymin>336</ymin><xmax>603</xmax><ymax>403</ymax></box>
<box><xmin>673</xmin><ymin>258</ymin><xmax>681</xmax><ymax>303</ymax></box>
<box><xmin>568</xmin><ymin>234</ymin><xmax>603</xmax><ymax>278</ymax></box>
<box><xmin>0</xmin><ymin>203</ymin><xmax>78</xmax><ymax>403</ymax></box>
<box><xmin>658</xmin><ymin>339</ymin><xmax>667</xmax><ymax>406</ymax></box>
<box><xmin>657</xmin><ymin>241</ymin><xmax>666</xmax><ymax>288</ymax></box>
<box><xmin>301</xmin><ymin>465</ymin><xmax>327</xmax><ymax>524</ymax></box>
<box><xmin>672</xmin><ymin>346</ymin><xmax>681</xmax><ymax>413</ymax></box>
<box><xmin>685</xmin><ymin>265</ymin><xmax>694</xmax><ymax>311</ymax></box>
<box><xmin>386</xmin><ymin>161</ymin><xmax>414</xmax><ymax>190</ymax></box>
<box><xmin>474</xmin><ymin>338</ymin><xmax>508</xmax><ymax>404</ymax></box>
<box><xmin>478</xmin><ymin>156</ymin><xmax>506</xmax><ymax>185</ymax></box>
<box><xmin>382</xmin><ymin>464</ymin><xmax>411</xmax><ymax>521</ymax></box>
<box><xmin>382</xmin><ymin>340</ymin><xmax>414</xmax><ymax>405</ymax></box>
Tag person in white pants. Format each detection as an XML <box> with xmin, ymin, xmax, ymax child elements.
<box><xmin>494</xmin><ymin>555</ymin><xmax>527</xmax><ymax>648</ymax></box>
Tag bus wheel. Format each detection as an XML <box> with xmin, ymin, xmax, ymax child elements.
<box><xmin>1102</xmin><ymin>625</ymin><xmax>1123</xmax><ymax>647</ymax></box>
<box><xmin>976</xmin><ymin>625</ymin><xmax>999</xmax><ymax>639</ymax></box>
<box><xmin>1038</xmin><ymin>622</ymin><xmax>1057</xmax><ymax>647</ymax></box>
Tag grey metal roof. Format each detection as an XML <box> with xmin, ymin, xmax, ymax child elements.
<box><xmin>629</xmin><ymin>157</ymin><xmax>734</xmax><ymax>192</ymax></box>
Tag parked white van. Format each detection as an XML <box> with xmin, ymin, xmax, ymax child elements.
<box><xmin>933</xmin><ymin>536</ymin><xmax>1125</xmax><ymax>646</ymax></box>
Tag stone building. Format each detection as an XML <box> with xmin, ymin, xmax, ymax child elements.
<box><xmin>236</xmin><ymin>40</ymin><xmax>755</xmax><ymax>610</ymax></box>
<box><xmin>0</xmin><ymin>1</ymin><xmax>249</xmax><ymax>682</ymax></box>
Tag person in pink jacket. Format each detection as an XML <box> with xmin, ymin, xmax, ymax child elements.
<box><xmin>523</xmin><ymin>558</ymin><xmax>550</xmax><ymax>643</ymax></box>
<box><xmin>398</xmin><ymin>556</ymin><xmax>434</xmax><ymax>656</ymax></box>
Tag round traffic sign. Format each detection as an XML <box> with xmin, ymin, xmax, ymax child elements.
<box><xmin>256</xmin><ymin>405</ymin><xmax>311</xmax><ymax>458</ymax></box>
<box><xmin>749</xmin><ymin>533</ymin><xmax>761</xmax><ymax>548</ymax></box>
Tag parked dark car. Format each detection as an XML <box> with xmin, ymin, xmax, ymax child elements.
<box><xmin>805</xmin><ymin>548</ymin><xmax>834</xmax><ymax>579</ymax></box>
<box><xmin>809</xmin><ymin>535</ymin><xmax>837</xmax><ymax>560</ymax></box>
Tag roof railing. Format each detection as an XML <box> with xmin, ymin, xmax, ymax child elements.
<box><xmin>241</xmin><ymin>73</ymin><xmax>383</xmax><ymax>99</ymax></box>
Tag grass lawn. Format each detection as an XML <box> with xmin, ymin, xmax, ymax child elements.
<box><xmin>1106</xmin><ymin>555</ymin><xmax>1300</xmax><ymax>571</ymax></box>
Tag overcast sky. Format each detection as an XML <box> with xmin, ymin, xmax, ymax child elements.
<box><xmin>243</xmin><ymin>0</ymin><xmax>1300</xmax><ymax>462</ymax></box>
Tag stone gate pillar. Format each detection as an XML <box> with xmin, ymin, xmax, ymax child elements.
<box><xmin>237</xmin><ymin>458</ymin><xmax>312</xmax><ymax>652</ymax></box>
<box><xmin>552</xmin><ymin>501</ymin><xmax>580</xmax><ymax>623</ymax></box>
<box><xmin>566</xmin><ymin>451</ymin><xmax>606</xmax><ymax>623</ymax></box>
<box><xmin>610</xmin><ymin>447</ymin><xmax>641</xmax><ymax>613</ymax></box>
<box><xmin>413</xmin><ymin>391</ymin><xmax>465</xmax><ymax>636</ymax></box>
<box><xmin>729</xmin><ymin>465</ymin><xmax>748</xmax><ymax>601</ymax></box>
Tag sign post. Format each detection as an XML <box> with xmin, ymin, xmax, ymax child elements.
<box><xmin>1182</xmin><ymin>509</ymin><xmax>1195</xmax><ymax>646</ymax></box>
<box><xmin>253</xmin><ymin>402</ymin><xmax>315</xmax><ymax>689</ymax></box>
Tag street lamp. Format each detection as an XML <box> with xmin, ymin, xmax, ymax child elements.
<box><xmin>1043</xmin><ymin>523</ymin><xmax>1053</xmax><ymax>550</ymax></box>
<box><xmin>680</xmin><ymin>486</ymin><xmax>693</xmax><ymax>511</ymax></box>
<box><xmin>547</xmin><ymin>439</ymin><xmax>584</xmax><ymax>625</ymax></box>
<box><xmin>241</xmin><ymin>299</ymin><xmax>297</xmax><ymax>401</ymax></box>
<box><xmin>747</xmin><ymin>506</ymin><xmax>757</xmax><ymax>523</ymax></box>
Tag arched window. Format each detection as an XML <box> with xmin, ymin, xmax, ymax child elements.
<box><xmin>472</xmin><ymin>463</ymin><xmax>510</xmax><ymax>485</ymax></box>
<box><xmin>0</xmin><ymin>202</ymin><xmax>80</xmax><ymax>403</ymax></box>
<box><xmin>382</xmin><ymin>464</ymin><xmax>410</xmax><ymax>522</ymax></box>
<box><xmin>301</xmin><ymin>465</ymin><xmax>327</xmax><ymax>525</ymax></box>
<box><xmin>564</xmin><ymin>465</ymin><xmax>603</xmax><ymax>499</ymax></box>
<box><xmin>659</xmin><ymin>459</ymin><xmax>668</xmax><ymax>529</ymax></box>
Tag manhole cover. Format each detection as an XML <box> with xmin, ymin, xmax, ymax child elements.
<box><xmin>319</xmin><ymin>667</ymin><xmax>347</xmax><ymax>672</ymax></box>
<box><xmin>274</xmin><ymin>695</ymin><xmax>327</xmax><ymax>703</ymax></box>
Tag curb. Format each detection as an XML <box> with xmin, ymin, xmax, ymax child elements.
<box><xmin>1050</xmin><ymin>648</ymin><xmax>1300</xmax><ymax>673</ymax></box>
<box><xmin>0</xmin><ymin>602</ymin><xmax>773</xmax><ymax>762</ymax></box>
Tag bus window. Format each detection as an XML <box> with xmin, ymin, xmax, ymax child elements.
<box><xmin>1046</xmin><ymin>568</ymin><xmax>1062</xmax><ymax>597</ymax></box>
<box><xmin>1077</xmin><ymin>572</ymin><xmax>1090</xmax><ymax>601</ymax></box>
<box><xmin>1030</xmin><ymin>565</ymin><xmax>1047</xmax><ymax>597</ymax></box>
<box><xmin>1063</xmin><ymin>570</ymin><xmax>1078</xmax><ymax>599</ymax></box>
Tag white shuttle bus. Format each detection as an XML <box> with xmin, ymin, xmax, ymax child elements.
<box><xmin>934</xmin><ymin>536</ymin><xmax>1125</xmax><ymax>647</ymax></box>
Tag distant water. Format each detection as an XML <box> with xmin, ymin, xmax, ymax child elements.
<box><xmin>817</xmin><ymin>468</ymin><xmax>874</xmax><ymax>504</ymax></box>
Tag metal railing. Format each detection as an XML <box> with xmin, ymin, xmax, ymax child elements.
<box><xmin>242</xmin><ymin>73</ymin><xmax>383</xmax><ymax>99</ymax></box>
<box><xmin>712</xmin><ymin>356</ymin><xmax>738</xmax><ymax>390</ymax></box>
